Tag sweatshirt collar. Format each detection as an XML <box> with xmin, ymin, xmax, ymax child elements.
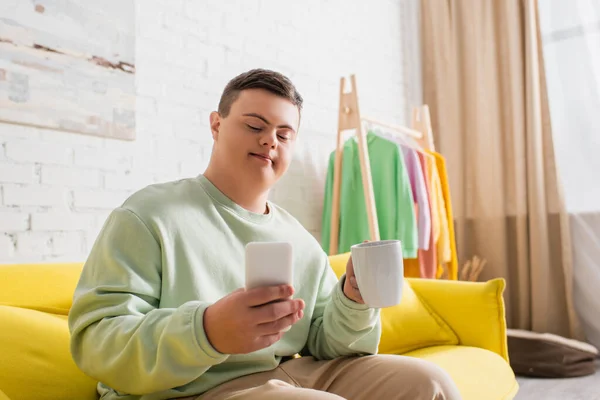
<box><xmin>196</xmin><ymin>174</ymin><xmax>274</xmax><ymax>224</ymax></box>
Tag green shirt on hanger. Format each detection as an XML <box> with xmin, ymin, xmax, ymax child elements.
<box><xmin>321</xmin><ymin>131</ymin><xmax>418</xmax><ymax>258</ymax></box>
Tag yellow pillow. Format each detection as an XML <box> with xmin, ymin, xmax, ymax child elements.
<box><xmin>0</xmin><ymin>389</ymin><xmax>10</xmax><ymax>400</ymax></box>
<box><xmin>0</xmin><ymin>263</ymin><xmax>83</xmax><ymax>314</ymax></box>
<box><xmin>328</xmin><ymin>253</ymin><xmax>459</xmax><ymax>354</ymax></box>
<box><xmin>0</xmin><ymin>305</ymin><xmax>98</xmax><ymax>400</ymax></box>
<box><xmin>408</xmin><ymin>277</ymin><xmax>510</xmax><ymax>361</ymax></box>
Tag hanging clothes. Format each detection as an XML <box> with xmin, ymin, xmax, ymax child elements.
<box><xmin>404</xmin><ymin>151</ymin><xmax>438</xmax><ymax>278</ymax></box>
<box><xmin>424</xmin><ymin>155</ymin><xmax>451</xmax><ymax>278</ymax></box>
<box><xmin>321</xmin><ymin>132</ymin><xmax>418</xmax><ymax>258</ymax></box>
<box><xmin>370</xmin><ymin>128</ymin><xmax>432</xmax><ymax>251</ymax></box>
<box><xmin>403</xmin><ymin>152</ymin><xmax>451</xmax><ymax>279</ymax></box>
<box><xmin>430</xmin><ymin>151</ymin><xmax>458</xmax><ymax>280</ymax></box>
<box><xmin>402</xmin><ymin>146</ymin><xmax>432</xmax><ymax>250</ymax></box>
<box><xmin>428</xmin><ymin>157</ymin><xmax>451</xmax><ymax>265</ymax></box>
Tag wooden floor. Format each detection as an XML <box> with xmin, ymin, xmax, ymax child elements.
<box><xmin>515</xmin><ymin>361</ymin><xmax>600</xmax><ymax>399</ymax></box>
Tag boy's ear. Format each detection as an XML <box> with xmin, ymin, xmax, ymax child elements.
<box><xmin>209</xmin><ymin>111</ymin><xmax>221</xmax><ymax>140</ymax></box>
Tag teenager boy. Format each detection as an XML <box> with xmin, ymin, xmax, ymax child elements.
<box><xmin>68</xmin><ymin>69</ymin><xmax>461</xmax><ymax>400</ymax></box>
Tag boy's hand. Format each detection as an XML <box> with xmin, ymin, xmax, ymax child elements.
<box><xmin>203</xmin><ymin>285</ymin><xmax>304</xmax><ymax>354</ymax></box>
<box><xmin>343</xmin><ymin>255</ymin><xmax>365</xmax><ymax>304</ymax></box>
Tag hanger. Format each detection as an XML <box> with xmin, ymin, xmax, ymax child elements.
<box><xmin>361</xmin><ymin>116</ymin><xmax>422</xmax><ymax>140</ymax></box>
<box><xmin>362</xmin><ymin>116</ymin><xmax>429</xmax><ymax>155</ymax></box>
<box><xmin>363</xmin><ymin>106</ymin><xmax>437</xmax><ymax>155</ymax></box>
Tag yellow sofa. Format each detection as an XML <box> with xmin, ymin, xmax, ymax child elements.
<box><xmin>0</xmin><ymin>253</ymin><xmax>518</xmax><ymax>400</ymax></box>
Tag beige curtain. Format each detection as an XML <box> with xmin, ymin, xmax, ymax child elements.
<box><xmin>420</xmin><ymin>0</ymin><xmax>584</xmax><ymax>340</ymax></box>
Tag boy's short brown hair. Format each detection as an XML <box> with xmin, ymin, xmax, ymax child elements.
<box><xmin>217</xmin><ymin>69</ymin><xmax>303</xmax><ymax>117</ymax></box>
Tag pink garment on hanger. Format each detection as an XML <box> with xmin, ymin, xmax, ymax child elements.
<box><xmin>400</xmin><ymin>146</ymin><xmax>431</xmax><ymax>250</ymax></box>
<box><xmin>416</xmin><ymin>152</ymin><xmax>437</xmax><ymax>278</ymax></box>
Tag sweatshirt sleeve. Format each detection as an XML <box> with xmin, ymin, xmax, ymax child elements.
<box><xmin>68</xmin><ymin>207</ymin><xmax>228</xmax><ymax>395</ymax></box>
<box><xmin>305</xmin><ymin>258</ymin><xmax>381</xmax><ymax>360</ymax></box>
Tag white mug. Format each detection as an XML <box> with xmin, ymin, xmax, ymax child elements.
<box><xmin>350</xmin><ymin>240</ymin><xmax>404</xmax><ymax>308</ymax></box>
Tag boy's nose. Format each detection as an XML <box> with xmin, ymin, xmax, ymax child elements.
<box><xmin>260</xmin><ymin>131</ymin><xmax>277</xmax><ymax>148</ymax></box>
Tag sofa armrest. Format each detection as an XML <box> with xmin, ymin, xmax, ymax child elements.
<box><xmin>407</xmin><ymin>277</ymin><xmax>509</xmax><ymax>362</ymax></box>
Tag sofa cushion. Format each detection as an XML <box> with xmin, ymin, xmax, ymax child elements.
<box><xmin>328</xmin><ymin>253</ymin><xmax>459</xmax><ymax>354</ymax></box>
<box><xmin>0</xmin><ymin>263</ymin><xmax>83</xmax><ymax>314</ymax></box>
<box><xmin>405</xmin><ymin>345</ymin><xmax>519</xmax><ymax>400</ymax></box>
<box><xmin>0</xmin><ymin>389</ymin><xmax>10</xmax><ymax>400</ymax></box>
<box><xmin>0</xmin><ymin>305</ymin><xmax>98</xmax><ymax>400</ymax></box>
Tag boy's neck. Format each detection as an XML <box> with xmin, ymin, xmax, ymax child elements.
<box><xmin>202</xmin><ymin>167</ymin><xmax>270</xmax><ymax>215</ymax></box>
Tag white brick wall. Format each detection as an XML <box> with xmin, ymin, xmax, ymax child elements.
<box><xmin>0</xmin><ymin>234</ymin><xmax>15</xmax><ymax>262</ymax></box>
<box><xmin>0</xmin><ymin>162</ymin><xmax>35</xmax><ymax>184</ymax></box>
<box><xmin>0</xmin><ymin>0</ymin><xmax>415</xmax><ymax>263</ymax></box>
<box><xmin>41</xmin><ymin>166</ymin><xmax>101</xmax><ymax>188</ymax></box>
<box><xmin>31</xmin><ymin>212</ymin><xmax>94</xmax><ymax>232</ymax></box>
<box><xmin>0</xmin><ymin>210</ymin><xmax>28</xmax><ymax>231</ymax></box>
<box><xmin>5</xmin><ymin>140</ymin><xmax>72</xmax><ymax>165</ymax></box>
<box><xmin>3</xmin><ymin>185</ymin><xmax>67</xmax><ymax>207</ymax></box>
<box><xmin>72</xmin><ymin>190</ymin><xmax>131</xmax><ymax>210</ymax></box>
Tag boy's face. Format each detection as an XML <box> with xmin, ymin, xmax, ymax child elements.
<box><xmin>209</xmin><ymin>88</ymin><xmax>300</xmax><ymax>190</ymax></box>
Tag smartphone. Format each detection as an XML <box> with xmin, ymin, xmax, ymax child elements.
<box><xmin>245</xmin><ymin>241</ymin><xmax>293</xmax><ymax>291</ymax></box>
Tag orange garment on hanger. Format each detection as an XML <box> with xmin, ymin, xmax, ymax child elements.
<box><xmin>424</xmin><ymin>153</ymin><xmax>451</xmax><ymax>278</ymax></box>
<box><xmin>404</xmin><ymin>152</ymin><xmax>437</xmax><ymax>278</ymax></box>
<box><xmin>432</xmin><ymin>160</ymin><xmax>451</xmax><ymax>260</ymax></box>
<box><xmin>430</xmin><ymin>152</ymin><xmax>458</xmax><ymax>280</ymax></box>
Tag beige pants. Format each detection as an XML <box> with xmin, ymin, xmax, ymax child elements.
<box><xmin>193</xmin><ymin>355</ymin><xmax>462</xmax><ymax>399</ymax></box>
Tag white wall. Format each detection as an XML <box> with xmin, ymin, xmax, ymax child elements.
<box><xmin>0</xmin><ymin>0</ymin><xmax>414</xmax><ymax>263</ymax></box>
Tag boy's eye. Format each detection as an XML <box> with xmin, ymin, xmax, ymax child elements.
<box><xmin>278</xmin><ymin>134</ymin><xmax>289</xmax><ymax>141</ymax></box>
<box><xmin>247</xmin><ymin>124</ymin><xmax>261</xmax><ymax>131</ymax></box>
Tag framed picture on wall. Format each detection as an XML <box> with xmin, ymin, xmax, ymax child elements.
<box><xmin>0</xmin><ymin>0</ymin><xmax>136</xmax><ymax>140</ymax></box>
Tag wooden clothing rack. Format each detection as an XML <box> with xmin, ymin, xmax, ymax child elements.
<box><xmin>328</xmin><ymin>74</ymin><xmax>435</xmax><ymax>255</ymax></box>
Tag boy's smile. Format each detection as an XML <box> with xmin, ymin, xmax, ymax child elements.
<box><xmin>249</xmin><ymin>152</ymin><xmax>273</xmax><ymax>164</ymax></box>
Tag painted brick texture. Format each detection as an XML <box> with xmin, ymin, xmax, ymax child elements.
<box><xmin>0</xmin><ymin>0</ymin><xmax>412</xmax><ymax>262</ymax></box>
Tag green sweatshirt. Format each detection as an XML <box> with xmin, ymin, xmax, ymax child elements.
<box><xmin>68</xmin><ymin>175</ymin><xmax>381</xmax><ymax>400</ymax></box>
<box><xmin>321</xmin><ymin>132</ymin><xmax>418</xmax><ymax>257</ymax></box>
